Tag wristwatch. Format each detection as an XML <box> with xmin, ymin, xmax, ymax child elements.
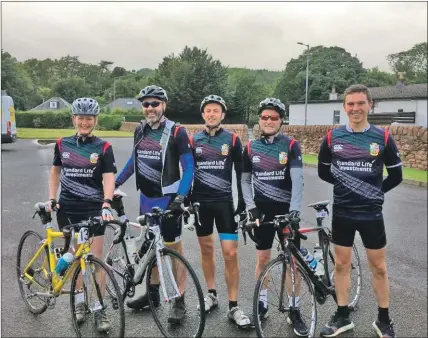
<box><xmin>103</xmin><ymin>198</ymin><xmax>112</xmax><ymax>204</ymax></box>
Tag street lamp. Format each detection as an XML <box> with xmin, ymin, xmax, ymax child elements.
<box><xmin>297</xmin><ymin>42</ymin><xmax>310</xmax><ymax>125</ymax></box>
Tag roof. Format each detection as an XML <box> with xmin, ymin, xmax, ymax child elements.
<box><xmin>289</xmin><ymin>83</ymin><xmax>428</xmax><ymax>104</ymax></box>
<box><xmin>338</xmin><ymin>83</ymin><xmax>428</xmax><ymax>100</ymax></box>
<box><xmin>30</xmin><ymin>97</ymin><xmax>71</xmax><ymax>111</ymax></box>
<box><xmin>104</xmin><ymin>98</ymin><xmax>141</xmax><ymax>109</ymax></box>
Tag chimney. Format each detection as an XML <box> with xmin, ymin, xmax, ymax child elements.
<box><xmin>329</xmin><ymin>86</ymin><xmax>338</xmax><ymax>100</ymax></box>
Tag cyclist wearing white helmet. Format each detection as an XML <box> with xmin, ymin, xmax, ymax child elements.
<box><xmin>45</xmin><ymin>97</ymin><xmax>116</xmax><ymax>331</ymax></box>
<box><xmin>241</xmin><ymin>97</ymin><xmax>308</xmax><ymax>336</ymax></box>
<box><xmin>115</xmin><ymin>85</ymin><xmax>194</xmax><ymax>323</ymax></box>
<box><xmin>189</xmin><ymin>95</ymin><xmax>251</xmax><ymax>329</ymax></box>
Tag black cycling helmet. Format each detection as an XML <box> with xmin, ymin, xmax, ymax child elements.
<box><xmin>200</xmin><ymin>94</ymin><xmax>227</xmax><ymax>113</ymax></box>
<box><xmin>71</xmin><ymin>98</ymin><xmax>100</xmax><ymax>116</ymax></box>
<box><xmin>137</xmin><ymin>85</ymin><xmax>168</xmax><ymax>103</ymax></box>
<box><xmin>258</xmin><ymin>97</ymin><xmax>286</xmax><ymax>118</ymax></box>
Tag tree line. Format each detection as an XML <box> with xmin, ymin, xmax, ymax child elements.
<box><xmin>2</xmin><ymin>42</ymin><xmax>426</xmax><ymax>123</ymax></box>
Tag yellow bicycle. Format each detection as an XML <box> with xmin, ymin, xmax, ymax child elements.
<box><xmin>16</xmin><ymin>202</ymin><xmax>126</xmax><ymax>337</ymax></box>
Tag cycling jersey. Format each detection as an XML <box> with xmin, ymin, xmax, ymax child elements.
<box><xmin>116</xmin><ymin>119</ymin><xmax>194</xmax><ymax>198</ymax></box>
<box><xmin>53</xmin><ymin>135</ymin><xmax>117</xmax><ymax>215</ymax></box>
<box><xmin>242</xmin><ymin>134</ymin><xmax>303</xmax><ymax>205</ymax></box>
<box><xmin>190</xmin><ymin>128</ymin><xmax>242</xmax><ymax>202</ymax></box>
<box><xmin>318</xmin><ymin>124</ymin><xmax>402</xmax><ymax>221</ymax></box>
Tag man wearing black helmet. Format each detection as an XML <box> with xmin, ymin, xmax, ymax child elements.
<box><xmin>115</xmin><ymin>85</ymin><xmax>194</xmax><ymax>322</ymax></box>
<box><xmin>241</xmin><ymin>98</ymin><xmax>308</xmax><ymax>336</ymax></box>
<box><xmin>188</xmin><ymin>95</ymin><xmax>250</xmax><ymax>328</ymax></box>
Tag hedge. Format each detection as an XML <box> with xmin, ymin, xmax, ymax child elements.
<box><xmin>16</xmin><ymin>110</ymin><xmax>122</xmax><ymax>130</ymax></box>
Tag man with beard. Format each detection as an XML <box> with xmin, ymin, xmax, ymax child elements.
<box><xmin>115</xmin><ymin>85</ymin><xmax>194</xmax><ymax>323</ymax></box>
<box><xmin>241</xmin><ymin>98</ymin><xmax>308</xmax><ymax>336</ymax></box>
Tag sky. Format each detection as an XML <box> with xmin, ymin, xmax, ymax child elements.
<box><xmin>1</xmin><ymin>1</ymin><xmax>427</xmax><ymax>73</ymax></box>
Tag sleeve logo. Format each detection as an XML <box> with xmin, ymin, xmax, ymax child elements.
<box><xmin>221</xmin><ymin>144</ymin><xmax>229</xmax><ymax>156</ymax></box>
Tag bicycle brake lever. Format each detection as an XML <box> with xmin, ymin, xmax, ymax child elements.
<box><xmin>32</xmin><ymin>211</ymin><xmax>38</xmax><ymax>219</ymax></box>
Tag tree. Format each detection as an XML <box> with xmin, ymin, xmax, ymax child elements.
<box><xmin>152</xmin><ymin>46</ymin><xmax>228</xmax><ymax>122</ymax></box>
<box><xmin>111</xmin><ymin>66</ymin><xmax>128</xmax><ymax>78</ymax></box>
<box><xmin>226</xmin><ymin>70</ymin><xmax>271</xmax><ymax>124</ymax></box>
<box><xmin>358</xmin><ymin>67</ymin><xmax>397</xmax><ymax>87</ymax></box>
<box><xmin>387</xmin><ymin>42</ymin><xmax>427</xmax><ymax>83</ymax></box>
<box><xmin>52</xmin><ymin>77</ymin><xmax>89</xmax><ymax>103</ymax></box>
<box><xmin>274</xmin><ymin>46</ymin><xmax>367</xmax><ymax>107</ymax></box>
<box><xmin>1</xmin><ymin>50</ymin><xmax>38</xmax><ymax>110</ymax></box>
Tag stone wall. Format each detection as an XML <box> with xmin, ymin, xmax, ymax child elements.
<box><xmin>253</xmin><ymin>125</ymin><xmax>427</xmax><ymax>170</ymax></box>
<box><xmin>120</xmin><ymin>122</ymin><xmax>249</xmax><ymax>144</ymax></box>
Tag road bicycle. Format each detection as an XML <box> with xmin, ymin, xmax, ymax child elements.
<box><xmin>16</xmin><ymin>202</ymin><xmax>126</xmax><ymax>337</ymax></box>
<box><xmin>239</xmin><ymin>200</ymin><xmax>362</xmax><ymax>338</ymax></box>
<box><xmin>103</xmin><ymin>189</ymin><xmax>206</xmax><ymax>338</ymax></box>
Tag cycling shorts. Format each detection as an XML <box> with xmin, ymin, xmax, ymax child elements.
<box><xmin>332</xmin><ymin>215</ymin><xmax>386</xmax><ymax>250</ymax></box>
<box><xmin>196</xmin><ymin>201</ymin><xmax>238</xmax><ymax>241</ymax></box>
<box><xmin>139</xmin><ymin>192</ymin><xmax>182</xmax><ymax>244</ymax></box>
<box><xmin>254</xmin><ymin>202</ymin><xmax>300</xmax><ymax>251</ymax></box>
<box><xmin>56</xmin><ymin>209</ymin><xmax>105</xmax><ymax>237</ymax></box>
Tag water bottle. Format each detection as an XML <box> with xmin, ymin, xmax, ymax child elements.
<box><xmin>300</xmin><ymin>248</ymin><xmax>317</xmax><ymax>271</ymax></box>
<box><xmin>55</xmin><ymin>252</ymin><xmax>74</xmax><ymax>275</ymax></box>
<box><xmin>313</xmin><ymin>244</ymin><xmax>325</xmax><ymax>276</ymax></box>
<box><xmin>125</xmin><ymin>236</ymin><xmax>137</xmax><ymax>264</ymax></box>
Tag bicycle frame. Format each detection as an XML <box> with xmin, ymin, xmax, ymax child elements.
<box><xmin>22</xmin><ymin>225</ymin><xmax>92</xmax><ymax>297</ymax></box>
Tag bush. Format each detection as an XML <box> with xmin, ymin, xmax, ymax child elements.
<box><xmin>16</xmin><ymin>110</ymin><xmax>122</xmax><ymax>130</ymax></box>
<box><xmin>97</xmin><ymin>114</ymin><xmax>122</xmax><ymax>130</ymax></box>
<box><xmin>112</xmin><ymin>107</ymin><xmax>141</xmax><ymax>116</ymax></box>
<box><xmin>16</xmin><ymin>110</ymin><xmax>72</xmax><ymax>128</ymax></box>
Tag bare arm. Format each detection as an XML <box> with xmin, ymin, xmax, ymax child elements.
<box><xmin>49</xmin><ymin>166</ymin><xmax>61</xmax><ymax>200</ymax></box>
<box><xmin>103</xmin><ymin>172</ymin><xmax>115</xmax><ymax>201</ymax></box>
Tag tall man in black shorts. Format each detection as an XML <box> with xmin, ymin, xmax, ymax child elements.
<box><xmin>318</xmin><ymin>84</ymin><xmax>402</xmax><ymax>338</ymax></box>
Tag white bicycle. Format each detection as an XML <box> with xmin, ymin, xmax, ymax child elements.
<box><xmin>103</xmin><ymin>189</ymin><xmax>206</xmax><ymax>338</ymax></box>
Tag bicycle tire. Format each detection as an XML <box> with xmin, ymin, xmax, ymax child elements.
<box><xmin>147</xmin><ymin>247</ymin><xmax>205</xmax><ymax>338</ymax></box>
<box><xmin>70</xmin><ymin>255</ymin><xmax>125</xmax><ymax>338</ymax></box>
<box><xmin>253</xmin><ymin>255</ymin><xmax>317</xmax><ymax>338</ymax></box>
<box><xmin>16</xmin><ymin>230</ymin><xmax>50</xmax><ymax>315</ymax></box>
<box><xmin>325</xmin><ymin>242</ymin><xmax>362</xmax><ymax>310</ymax></box>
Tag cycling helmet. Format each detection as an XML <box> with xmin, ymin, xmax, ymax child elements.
<box><xmin>258</xmin><ymin>97</ymin><xmax>286</xmax><ymax>118</ymax></box>
<box><xmin>137</xmin><ymin>85</ymin><xmax>168</xmax><ymax>102</ymax></box>
<box><xmin>71</xmin><ymin>98</ymin><xmax>100</xmax><ymax>116</ymax></box>
<box><xmin>200</xmin><ymin>94</ymin><xmax>227</xmax><ymax>113</ymax></box>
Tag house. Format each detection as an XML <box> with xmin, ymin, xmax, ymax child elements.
<box><xmin>30</xmin><ymin>97</ymin><xmax>71</xmax><ymax>111</ymax></box>
<box><xmin>289</xmin><ymin>83</ymin><xmax>427</xmax><ymax>127</ymax></box>
<box><xmin>103</xmin><ymin>98</ymin><xmax>141</xmax><ymax>111</ymax></box>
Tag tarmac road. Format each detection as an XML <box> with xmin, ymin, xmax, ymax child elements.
<box><xmin>1</xmin><ymin>138</ymin><xmax>427</xmax><ymax>337</ymax></box>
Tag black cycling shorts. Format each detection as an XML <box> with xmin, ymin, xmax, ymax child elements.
<box><xmin>196</xmin><ymin>201</ymin><xmax>238</xmax><ymax>241</ymax></box>
<box><xmin>56</xmin><ymin>209</ymin><xmax>105</xmax><ymax>238</ymax></box>
<box><xmin>332</xmin><ymin>215</ymin><xmax>386</xmax><ymax>250</ymax></box>
<box><xmin>254</xmin><ymin>202</ymin><xmax>300</xmax><ymax>251</ymax></box>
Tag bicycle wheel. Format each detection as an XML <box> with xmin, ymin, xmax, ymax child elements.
<box><xmin>147</xmin><ymin>247</ymin><xmax>205</xmax><ymax>338</ymax></box>
<box><xmin>16</xmin><ymin>230</ymin><xmax>51</xmax><ymax>314</ymax></box>
<box><xmin>70</xmin><ymin>255</ymin><xmax>125</xmax><ymax>338</ymax></box>
<box><xmin>253</xmin><ymin>256</ymin><xmax>317</xmax><ymax>338</ymax></box>
<box><xmin>325</xmin><ymin>242</ymin><xmax>362</xmax><ymax>310</ymax></box>
<box><xmin>103</xmin><ymin>223</ymin><xmax>130</xmax><ymax>298</ymax></box>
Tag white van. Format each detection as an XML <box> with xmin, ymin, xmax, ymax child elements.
<box><xmin>1</xmin><ymin>90</ymin><xmax>17</xmax><ymax>143</ymax></box>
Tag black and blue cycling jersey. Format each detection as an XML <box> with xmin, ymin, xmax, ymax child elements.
<box><xmin>53</xmin><ymin>135</ymin><xmax>117</xmax><ymax>215</ymax></box>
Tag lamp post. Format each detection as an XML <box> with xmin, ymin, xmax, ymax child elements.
<box><xmin>297</xmin><ymin>42</ymin><xmax>310</xmax><ymax>125</ymax></box>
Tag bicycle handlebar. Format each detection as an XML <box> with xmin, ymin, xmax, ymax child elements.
<box><xmin>238</xmin><ymin>212</ymin><xmax>307</xmax><ymax>246</ymax></box>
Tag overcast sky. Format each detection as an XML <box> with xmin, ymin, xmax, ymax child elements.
<box><xmin>2</xmin><ymin>1</ymin><xmax>427</xmax><ymax>72</ymax></box>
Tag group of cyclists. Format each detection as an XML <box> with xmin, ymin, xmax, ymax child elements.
<box><xmin>45</xmin><ymin>83</ymin><xmax>402</xmax><ymax>338</ymax></box>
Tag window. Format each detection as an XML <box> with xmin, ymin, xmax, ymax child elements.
<box><xmin>49</xmin><ymin>101</ymin><xmax>58</xmax><ymax>109</ymax></box>
<box><xmin>333</xmin><ymin>110</ymin><xmax>340</xmax><ymax>124</ymax></box>
<box><xmin>127</xmin><ymin>101</ymin><xmax>133</xmax><ymax>105</ymax></box>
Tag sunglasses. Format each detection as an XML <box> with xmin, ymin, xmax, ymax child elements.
<box><xmin>142</xmin><ymin>101</ymin><xmax>162</xmax><ymax>108</ymax></box>
<box><xmin>259</xmin><ymin>115</ymin><xmax>281</xmax><ymax>121</ymax></box>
